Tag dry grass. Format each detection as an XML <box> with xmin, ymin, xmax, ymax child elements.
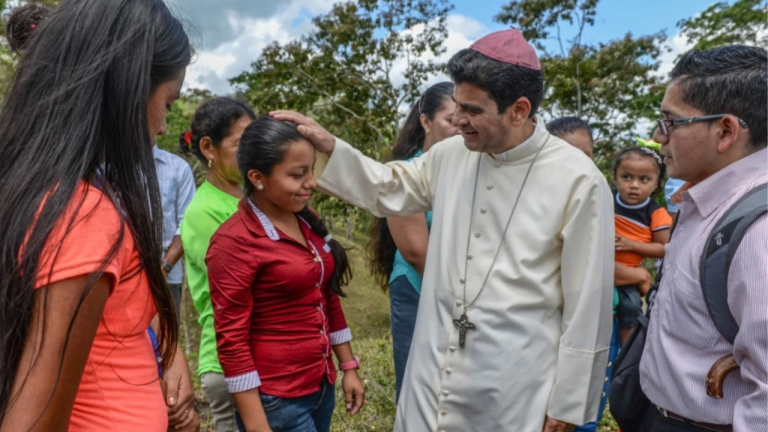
<box><xmin>180</xmin><ymin>229</ymin><xmax>619</xmax><ymax>431</ymax></box>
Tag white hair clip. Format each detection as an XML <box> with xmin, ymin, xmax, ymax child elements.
<box><xmin>639</xmin><ymin>146</ymin><xmax>662</xmax><ymax>164</ymax></box>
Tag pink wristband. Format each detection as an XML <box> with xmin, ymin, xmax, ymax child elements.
<box><xmin>339</xmin><ymin>356</ymin><xmax>360</xmax><ymax>371</ymax></box>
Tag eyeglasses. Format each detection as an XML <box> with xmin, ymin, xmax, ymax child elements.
<box><xmin>656</xmin><ymin>114</ymin><xmax>749</xmax><ymax>136</ymax></box>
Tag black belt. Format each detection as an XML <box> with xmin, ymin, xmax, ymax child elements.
<box><xmin>657</xmin><ymin>406</ymin><xmax>733</xmax><ymax>432</ymax></box>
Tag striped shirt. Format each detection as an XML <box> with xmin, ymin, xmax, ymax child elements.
<box><xmin>640</xmin><ymin>148</ymin><xmax>768</xmax><ymax>431</ymax></box>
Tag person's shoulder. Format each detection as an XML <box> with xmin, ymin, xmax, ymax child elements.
<box><xmin>545</xmin><ymin>134</ymin><xmax>605</xmax><ymax>182</ymax></box>
<box><xmin>211</xmin><ymin>205</ymin><xmax>249</xmax><ymax>240</ymax></box>
<box><xmin>69</xmin><ymin>182</ymin><xmax>121</xmax><ymax>228</ymax></box>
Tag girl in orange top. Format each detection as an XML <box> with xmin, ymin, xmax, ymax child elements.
<box><xmin>0</xmin><ymin>1</ymin><xmax>197</xmax><ymax>431</ymax></box>
<box><xmin>613</xmin><ymin>146</ymin><xmax>673</xmax><ymax>344</ymax></box>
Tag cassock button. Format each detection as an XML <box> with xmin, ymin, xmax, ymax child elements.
<box><xmin>320</xmin><ymin>330</ymin><xmax>325</xmax><ymax>335</ymax></box>
<box><xmin>455</xmin><ymin>300</ymin><xmax>463</xmax><ymax>306</ymax></box>
<box><xmin>314</xmin><ymin>258</ymin><xmax>319</xmax><ymax>263</ymax></box>
<box><xmin>486</xmin><ymin>185</ymin><xmax>494</xmax><ymax>190</ymax></box>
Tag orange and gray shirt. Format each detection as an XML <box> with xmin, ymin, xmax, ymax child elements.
<box><xmin>614</xmin><ymin>188</ymin><xmax>673</xmax><ymax>267</ymax></box>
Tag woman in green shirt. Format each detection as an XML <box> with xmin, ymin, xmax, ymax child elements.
<box><xmin>368</xmin><ymin>82</ymin><xmax>458</xmax><ymax>401</ymax></box>
<box><xmin>179</xmin><ymin>97</ymin><xmax>256</xmax><ymax>432</ymax></box>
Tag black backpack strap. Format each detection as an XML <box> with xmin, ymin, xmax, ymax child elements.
<box><xmin>646</xmin><ymin>211</ymin><xmax>680</xmax><ymax>314</ymax></box>
<box><xmin>700</xmin><ymin>183</ymin><xmax>768</xmax><ymax>345</ymax></box>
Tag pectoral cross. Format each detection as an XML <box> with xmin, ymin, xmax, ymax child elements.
<box><xmin>452</xmin><ymin>313</ymin><xmax>475</xmax><ymax>348</ymax></box>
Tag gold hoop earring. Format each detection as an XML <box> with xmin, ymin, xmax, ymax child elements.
<box><xmin>207</xmin><ymin>159</ymin><xmax>213</xmax><ymax>168</ymax></box>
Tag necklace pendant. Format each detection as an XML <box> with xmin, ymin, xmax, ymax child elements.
<box><xmin>452</xmin><ymin>313</ymin><xmax>476</xmax><ymax>348</ymax></box>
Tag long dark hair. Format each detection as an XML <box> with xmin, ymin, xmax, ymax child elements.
<box><xmin>614</xmin><ymin>146</ymin><xmax>666</xmax><ymax>195</ymax></box>
<box><xmin>368</xmin><ymin>82</ymin><xmax>454</xmax><ymax>290</ymax></box>
<box><xmin>0</xmin><ymin>0</ymin><xmax>190</xmax><ymax>420</ymax></box>
<box><xmin>238</xmin><ymin>115</ymin><xmax>352</xmax><ymax>296</ymax></box>
<box><xmin>179</xmin><ymin>97</ymin><xmax>256</xmax><ymax>164</ymax></box>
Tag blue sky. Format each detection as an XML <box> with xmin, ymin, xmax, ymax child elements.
<box><xmin>182</xmin><ymin>0</ymin><xmax>731</xmax><ymax>94</ymax></box>
<box><xmin>451</xmin><ymin>0</ymin><xmax>728</xmax><ymax>52</ymax></box>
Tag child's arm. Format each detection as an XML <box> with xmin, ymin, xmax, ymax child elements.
<box><xmin>615</xmin><ymin>228</ymin><xmax>670</xmax><ymax>259</ymax></box>
<box><xmin>615</xmin><ymin>262</ymin><xmax>652</xmax><ymax>295</ymax></box>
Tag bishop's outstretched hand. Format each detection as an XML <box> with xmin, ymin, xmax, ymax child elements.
<box><xmin>270</xmin><ymin>110</ymin><xmax>336</xmax><ymax>154</ymax></box>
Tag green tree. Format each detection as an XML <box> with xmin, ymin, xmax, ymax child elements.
<box><xmin>231</xmin><ymin>0</ymin><xmax>453</xmax><ymax>235</ymax></box>
<box><xmin>496</xmin><ymin>0</ymin><xmax>668</xmax><ymax>174</ymax></box>
<box><xmin>677</xmin><ymin>0</ymin><xmax>767</xmax><ymax>51</ymax></box>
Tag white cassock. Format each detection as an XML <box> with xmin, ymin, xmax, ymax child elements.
<box><xmin>315</xmin><ymin>118</ymin><xmax>614</xmax><ymax>431</ymax></box>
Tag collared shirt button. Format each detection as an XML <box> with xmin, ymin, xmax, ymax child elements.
<box><xmin>442</xmin><ymin>389</ymin><xmax>450</xmax><ymax>395</ymax></box>
<box><xmin>455</xmin><ymin>300</ymin><xmax>463</xmax><ymax>306</ymax></box>
<box><xmin>440</xmin><ymin>410</ymin><xmax>448</xmax><ymax>415</ymax></box>
<box><xmin>607</xmin><ymin>362</ymin><xmax>612</xmax><ymax>367</ymax></box>
<box><xmin>449</xmin><ymin>346</ymin><xmax>456</xmax><ymax>351</ymax></box>
<box><xmin>486</xmin><ymin>185</ymin><xmax>493</xmax><ymax>190</ymax></box>
<box><xmin>494</xmin><ymin>162</ymin><xmax>501</xmax><ymax>168</ymax></box>
<box><xmin>474</xmin><ymin>232</ymin><xmax>481</xmax><ymax>238</ymax></box>
<box><xmin>440</xmin><ymin>367</ymin><xmax>445</xmax><ymax>372</ymax></box>
<box><xmin>480</xmin><ymin>208</ymin><xmax>487</xmax><ymax>214</ymax></box>
<box><xmin>605</xmin><ymin>377</ymin><xmax>609</xmax><ymax>382</ymax></box>
<box><xmin>459</xmin><ymin>278</ymin><xmax>465</xmax><ymax>284</ymax></box>
<box><xmin>446</xmin><ymin>368</ymin><xmax>453</xmax><ymax>374</ymax></box>
<box><xmin>467</xmin><ymin>254</ymin><xmax>473</xmax><ymax>260</ymax></box>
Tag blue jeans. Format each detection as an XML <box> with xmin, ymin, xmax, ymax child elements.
<box><xmin>575</xmin><ymin>319</ymin><xmax>621</xmax><ymax>432</ymax></box>
<box><xmin>235</xmin><ymin>381</ymin><xmax>335</xmax><ymax>432</ymax></box>
<box><xmin>389</xmin><ymin>275</ymin><xmax>420</xmax><ymax>402</ymax></box>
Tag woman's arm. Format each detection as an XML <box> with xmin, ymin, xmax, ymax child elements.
<box><xmin>332</xmin><ymin>342</ymin><xmax>365</xmax><ymax>416</ymax></box>
<box><xmin>232</xmin><ymin>390</ymin><xmax>272</xmax><ymax>432</ymax></box>
<box><xmin>387</xmin><ymin>214</ymin><xmax>429</xmax><ymax>276</ymax></box>
<box><xmin>2</xmin><ymin>276</ymin><xmax>110</xmax><ymax>432</ymax></box>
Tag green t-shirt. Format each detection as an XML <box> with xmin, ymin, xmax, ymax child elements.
<box><xmin>180</xmin><ymin>181</ymin><xmax>240</xmax><ymax>376</ymax></box>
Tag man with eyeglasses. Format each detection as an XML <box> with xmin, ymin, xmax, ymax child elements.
<box><xmin>638</xmin><ymin>45</ymin><xmax>767</xmax><ymax>432</ymax></box>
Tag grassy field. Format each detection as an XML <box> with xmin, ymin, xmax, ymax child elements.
<box><xmin>180</xmin><ymin>229</ymin><xmax>619</xmax><ymax>431</ymax></box>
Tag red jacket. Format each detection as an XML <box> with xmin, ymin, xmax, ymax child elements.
<box><xmin>206</xmin><ymin>199</ymin><xmax>350</xmax><ymax>398</ymax></box>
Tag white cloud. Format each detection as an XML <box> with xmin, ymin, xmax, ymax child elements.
<box><xmin>182</xmin><ymin>0</ymin><xmax>489</xmax><ymax>96</ymax></box>
<box><xmin>657</xmin><ymin>32</ymin><xmax>693</xmax><ymax>78</ymax></box>
<box><xmin>182</xmin><ymin>0</ymin><xmax>338</xmax><ymax>94</ymax></box>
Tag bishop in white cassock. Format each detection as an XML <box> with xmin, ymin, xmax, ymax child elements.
<box><xmin>274</xmin><ymin>29</ymin><xmax>614</xmax><ymax>432</ymax></box>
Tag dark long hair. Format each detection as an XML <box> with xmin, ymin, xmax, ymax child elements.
<box><xmin>368</xmin><ymin>82</ymin><xmax>454</xmax><ymax>290</ymax></box>
<box><xmin>238</xmin><ymin>115</ymin><xmax>352</xmax><ymax>296</ymax></box>
<box><xmin>179</xmin><ymin>97</ymin><xmax>256</xmax><ymax>164</ymax></box>
<box><xmin>0</xmin><ymin>0</ymin><xmax>190</xmax><ymax>420</ymax></box>
<box><xmin>614</xmin><ymin>146</ymin><xmax>667</xmax><ymax>195</ymax></box>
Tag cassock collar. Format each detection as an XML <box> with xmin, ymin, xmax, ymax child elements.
<box><xmin>489</xmin><ymin>115</ymin><xmax>545</xmax><ymax>162</ymax></box>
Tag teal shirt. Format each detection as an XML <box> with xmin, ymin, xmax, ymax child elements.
<box><xmin>389</xmin><ymin>151</ymin><xmax>431</xmax><ymax>294</ymax></box>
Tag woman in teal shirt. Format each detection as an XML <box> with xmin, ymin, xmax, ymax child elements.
<box><xmin>179</xmin><ymin>97</ymin><xmax>255</xmax><ymax>432</ymax></box>
<box><xmin>368</xmin><ymin>82</ymin><xmax>458</xmax><ymax>400</ymax></box>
